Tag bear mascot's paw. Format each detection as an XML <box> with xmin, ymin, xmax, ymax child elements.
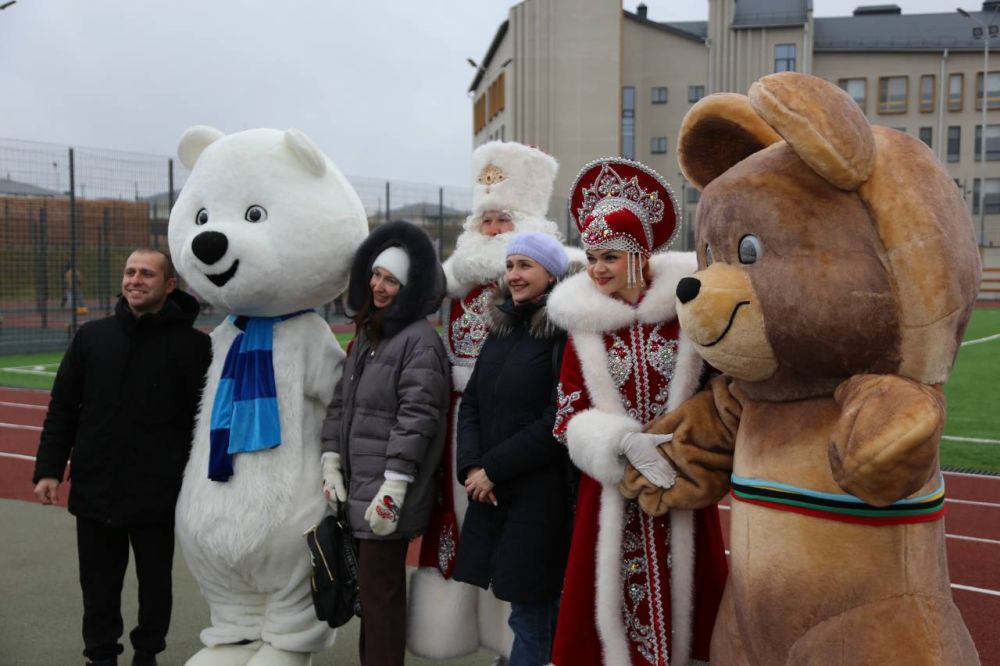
<box><xmin>184</xmin><ymin>642</ymin><xmax>262</xmax><ymax>666</ymax></box>
<box><xmin>620</xmin><ymin>375</ymin><xmax>741</xmax><ymax>514</ymax></box>
<box><xmin>830</xmin><ymin>373</ymin><xmax>945</xmax><ymax>506</ymax></box>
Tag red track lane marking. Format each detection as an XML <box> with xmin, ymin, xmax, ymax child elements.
<box><xmin>0</xmin><ymin>422</ymin><xmax>41</xmax><ymax>432</ymax></box>
<box><xmin>0</xmin><ymin>401</ymin><xmax>46</xmax><ymax>410</ymax></box>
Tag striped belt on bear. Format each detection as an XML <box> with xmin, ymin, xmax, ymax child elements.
<box><xmin>730</xmin><ymin>474</ymin><xmax>946</xmax><ymax>525</ymax></box>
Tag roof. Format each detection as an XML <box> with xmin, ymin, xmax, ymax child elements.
<box><xmin>814</xmin><ymin>9</ymin><xmax>992</xmax><ymax>52</ymax></box>
<box><xmin>732</xmin><ymin>0</ymin><xmax>809</xmax><ymax>28</ymax></box>
<box><xmin>469</xmin><ymin>20</ymin><xmax>510</xmax><ymax>93</ymax></box>
<box><xmin>624</xmin><ymin>10</ymin><xmax>706</xmax><ymax>42</ymax></box>
<box><xmin>0</xmin><ymin>177</ymin><xmax>60</xmax><ymax>197</ymax></box>
<box><xmin>389</xmin><ymin>201</ymin><xmax>468</xmax><ymax>218</ymax></box>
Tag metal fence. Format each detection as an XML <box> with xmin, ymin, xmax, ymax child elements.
<box><xmin>0</xmin><ymin>137</ymin><xmax>706</xmax><ymax>356</ymax></box>
<box><xmin>0</xmin><ymin>137</ymin><xmax>477</xmax><ymax>355</ymax></box>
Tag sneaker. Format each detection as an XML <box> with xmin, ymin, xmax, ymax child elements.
<box><xmin>131</xmin><ymin>651</ymin><xmax>157</xmax><ymax>666</ymax></box>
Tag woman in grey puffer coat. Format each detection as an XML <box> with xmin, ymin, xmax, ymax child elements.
<box><xmin>320</xmin><ymin>220</ymin><xmax>449</xmax><ymax>666</ymax></box>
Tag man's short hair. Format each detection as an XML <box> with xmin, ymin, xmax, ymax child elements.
<box><xmin>130</xmin><ymin>247</ymin><xmax>176</xmax><ymax>281</ymax></box>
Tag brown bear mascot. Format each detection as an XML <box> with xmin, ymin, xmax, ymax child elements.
<box><xmin>621</xmin><ymin>71</ymin><xmax>982</xmax><ymax>665</ymax></box>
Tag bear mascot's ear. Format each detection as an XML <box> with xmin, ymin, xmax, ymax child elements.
<box><xmin>749</xmin><ymin>72</ymin><xmax>876</xmax><ymax>191</ymax></box>
<box><xmin>177</xmin><ymin>125</ymin><xmax>225</xmax><ymax>170</ymax></box>
<box><xmin>284</xmin><ymin>128</ymin><xmax>327</xmax><ymax>177</ymax></box>
<box><xmin>678</xmin><ymin>92</ymin><xmax>782</xmax><ymax>190</ymax></box>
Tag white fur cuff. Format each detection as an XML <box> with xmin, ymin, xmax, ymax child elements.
<box><xmin>565</xmin><ymin>409</ymin><xmax>640</xmax><ymax>484</ymax></box>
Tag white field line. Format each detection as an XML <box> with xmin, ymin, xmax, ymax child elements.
<box><xmin>945</xmin><ymin>470</ymin><xmax>1000</xmax><ymax>481</ymax></box>
<box><xmin>951</xmin><ymin>583</ymin><xmax>1000</xmax><ymax>598</ymax></box>
<box><xmin>942</xmin><ymin>435</ymin><xmax>1000</xmax><ymax>445</ymax></box>
<box><xmin>0</xmin><ymin>365</ymin><xmax>57</xmax><ymax>377</ymax></box>
<box><xmin>0</xmin><ymin>451</ymin><xmax>35</xmax><ymax>462</ymax></box>
<box><xmin>0</xmin><ymin>401</ymin><xmax>46</xmax><ymax>411</ymax></box>
<box><xmin>948</xmin><ymin>498</ymin><xmax>1000</xmax><ymax>509</ymax></box>
<box><xmin>0</xmin><ymin>422</ymin><xmax>41</xmax><ymax>432</ymax></box>
<box><xmin>948</xmin><ymin>533</ymin><xmax>1000</xmax><ymax>546</ymax></box>
<box><xmin>961</xmin><ymin>332</ymin><xmax>1000</xmax><ymax>347</ymax></box>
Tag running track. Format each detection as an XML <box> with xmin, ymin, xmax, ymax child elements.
<box><xmin>2</xmin><ymin>386</ymin><xmax>998</xmax><ymax>664</ymax></box>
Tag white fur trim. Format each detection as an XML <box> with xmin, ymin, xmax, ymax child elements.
<box><xmin>572</xmin><ymin>332</ymin><xmax>626</xmax><ymax>414</ymax></box>
<box><xmin>477</xmin><ymin>591</ymin><xmax>515</xmax><ymax>658</ymax></box>
<box><xmin>451</xmin><ymin>364</ymin><xmax>474</xmax><ymax>394</ymax></box>
<box><xmin>471</xmin><ymin>141</ymin><xmax>558</xmax><ymax>218</ymax></box>
<box><xmin>669</xmin><ymin>509</ymin><xmax>696</xmax><ymax>666</ymax></box>
<box><xmin>596</xmin><ymin>486</ymin><xmax>631</xmax><ymax>666</ymax></box>
<box><xmin>406</xmin><ymin>567</ymin><xmax>480</xmax><ymax>658</ymax></box>
<box><xmin>548</xmin><ymin>252</ymin><xmax>698</xmax><ymax>334</ymax></box>
<box><xmin>565</xmin><ymin>409</ymin><xmax>635</xmax><ymax>485</ymax></box>
<box><xmin>667</xmin><ymin>332</ymin><xmax>703</xmax><ymax>412</ymax></box>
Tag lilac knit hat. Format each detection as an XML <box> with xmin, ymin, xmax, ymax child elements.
<box><xmin>505</xmin><ymin>231</ymin><xmax>569</xmax><ymax>279</ymax></box>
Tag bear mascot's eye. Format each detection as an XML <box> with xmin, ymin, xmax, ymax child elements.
<box><xmin>245</xmin><ymin>205</ymin><xmax>268</xmax><ymax>223</ymax></box>
<box><xmin>195</xmin><ymin>208</ymin><xmax>209</xmax><ymax>225</ymax></box>
<box><xmin>704</xmin><ymin>244</ymin><xmax>714</xmax><ymax>267</ymax></box>
<box><xmin>738</xmin><ymin>235</ymin><xmax>762</xmax><ymax>264</ymax></box>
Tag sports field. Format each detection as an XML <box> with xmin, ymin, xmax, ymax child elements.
<box><xmin>4</xmin><ymin>314</ymin><xmax>996</xmax><ymax>471</ymax></box>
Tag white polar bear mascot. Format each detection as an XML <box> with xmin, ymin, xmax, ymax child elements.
<box><xmin>168</xmin><ymin>126</ymin><xmax>368</xmax><ymax>666</ymax></box>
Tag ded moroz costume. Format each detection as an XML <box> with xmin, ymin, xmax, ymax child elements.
<box><xmin>407</xmin><ymin>141</ymin><xmax>576</xmax><ymax>660</ymax></box>
<box><xmin>546</xmin><ymin>158</ymin><xmax>728</xmax><ymax>666</ymax></box>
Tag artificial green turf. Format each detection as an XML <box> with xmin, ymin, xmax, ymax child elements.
<box><xmin>0</xmin><ymin>352</ymin><xmax>62</xmax><ymax>390</ymax></box>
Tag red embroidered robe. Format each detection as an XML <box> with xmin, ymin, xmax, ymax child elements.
<box><xmin>546</xmin><ymin>253</ymin><xmax>728</xmax><ymax>666</ymax></box>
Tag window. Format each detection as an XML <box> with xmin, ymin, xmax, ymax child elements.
<box><xmin>975</xmin><ymin>124</ymin><xmax>1000</xmax><ymax>161</ymax></box>
<box><xmin>878</xmin><ymin>76</ymin><xmax>908</xmax><ymax>114</ymax></box>
<box><xmin>622</xmin><ymin>86</ymin><xmax>636</xmax><ymax>160</ymax></box>
<box><xmin>973</xmin><ymin>178</ymin><xmax>1000</xmax><ymax>214</ymax></box>
<box><xmin>652</xmin><ymin>87</ymin><xmax>668</xmax><ymax>104</ymax></box>
<box><xmin>650</xmin><ymin>137</ymin><xmax>668</xmax><ymax>154</ymax></box>
<box><xmin>687</xmin><ymin>188</ymin><xmax>701</xmax><ymax>204</ymax></box>
<box><xmin>949</xmin><ymin>73</ymin><xmax>964</xmax><ymax>112</ymax></box>
<box><xmin>976</xmin><ymin>71</ymin><xmax>1000</xmax><ymax>109</ymax></box>
<box><xmin>919</xmin><ymin>127</ymin><xmax>932</xmax><ymax>148</ymax></box>
<box><xmin>488</xmin><ymin>72</ymin><xmax>506</xmax><ymax>119</ymax></box>
<box><xmin>919</xmin><ymin>75</ymin><xmax>935</xmax><ymax>113</ymax></box>
<box><xmin>947</xmin><ymin>126</ymin><xmax>961</xmax><ymax>163</ymax></box>
<box><xmin>774</xmin><ymin>44</ymin><xmax>796</xmax><ymax>72</ymax></box>
<box><xmin>474</xmin><ymin>94</ymin><xmax>487</xmax><ymax>134</ymax></box>
<box><xmin>688</xmin><ymin>85</ymin><xmax>705</xmax><ymax>103</ymax></box>
<box><xmin>839</xmin><ymin>78</ymin><xmax>867</xmax><ymax>111</ymax></box>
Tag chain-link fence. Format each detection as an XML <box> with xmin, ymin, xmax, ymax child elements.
<box><xmin>0</xmin><ymin>138</ymin><xmax>476</xmax><ymax>355</ymax></box>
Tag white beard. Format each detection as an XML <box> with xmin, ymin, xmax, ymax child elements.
<box><xmin>449</xmin><ymin>230</ymin><xmax>509</xmax><ymax>288</ymax></box>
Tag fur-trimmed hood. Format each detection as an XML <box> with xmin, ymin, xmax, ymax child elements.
<box><xmin>486</xmin><ymin>282</ymin><xmax>562</xmax><ymax>341</ymax></box>
<box><xmin>347</xmin><ymin>220</ymin><xmax>445</xmax><ymax>338</ymax></box>
<box><xmin>547</xmin><ymin>252</ymin><xmax>698</xmax><ymax>335</ymax></box>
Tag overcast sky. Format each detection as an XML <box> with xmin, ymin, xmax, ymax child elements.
<box><xmin>0</xmin><ymin>0</ymin><xmax>987</xmax><ymax>190</ymax></box>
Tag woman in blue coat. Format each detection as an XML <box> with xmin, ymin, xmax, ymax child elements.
<box><xmin>452</xmin><ymin>231</ymin><xmax>575</xmax><ymax>666</ymax></box>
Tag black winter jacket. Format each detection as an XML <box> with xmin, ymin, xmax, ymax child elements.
<box><xmin>452</xmin><ymin>287</ymin><xmax>574</xmax><ymax>604</ymax></box>
<box><xmin>33</xmin><ymin>290</ymin><xmax>211</xmax><ymax>525</ymax></box>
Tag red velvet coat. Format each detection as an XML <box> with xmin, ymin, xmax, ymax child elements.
<box><xmin>547</xmin><ymin>252</ymin><xmax>729</xmax><ymax>666</ymax></box>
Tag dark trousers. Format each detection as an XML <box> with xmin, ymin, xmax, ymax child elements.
<box><xmin>357</xmin><ymin>538</ymin><xmax>409</xmax><ymax>666</ymax></box>
<box><xmin>76</xmin><ymin>516</ymin><xmax>175</xmax><ymax>660</ymax></box>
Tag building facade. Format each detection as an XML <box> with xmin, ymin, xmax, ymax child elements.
<box><xmin>469</xmin><ymin>0</ymin><xmax>1000</xmax><ymax>273</ymax></box>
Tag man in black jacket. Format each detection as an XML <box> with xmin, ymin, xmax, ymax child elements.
<box><xmin>32</xmin><ymin>248</ymin><xmax>211</xmax><ymax>666</ymax></box>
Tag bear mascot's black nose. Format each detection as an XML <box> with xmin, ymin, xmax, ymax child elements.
<box><xmin>192</xmin><ymin>231</ymin><xmax>229</xmax><ymax>266</ymax></box>
<box><xmin>676</xmin><ymin>277</ymin><xmax>701</xmax><ymax>304</ymax></box>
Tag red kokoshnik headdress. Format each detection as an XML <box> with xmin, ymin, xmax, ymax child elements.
<box><xmin>569</xmin><ymin>157</ymin><xmax>680</xmax><ymax>257</ymax></box>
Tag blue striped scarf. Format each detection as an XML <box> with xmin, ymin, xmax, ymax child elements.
<box><xmin>208</xmin><ymin>311</ymin><xmax>310</xmax><ymax>482</ymax></box>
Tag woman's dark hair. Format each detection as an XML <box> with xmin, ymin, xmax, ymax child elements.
<box><xmin>351</xmin><ymin>293</ymin><xmax>385</xmax><ymax>343</ymax></box>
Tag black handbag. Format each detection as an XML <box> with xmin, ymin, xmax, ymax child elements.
<box><xmin>305</xmin><ymin>505</ymin><xmax>362</xmax><ymax>628</ymax></box>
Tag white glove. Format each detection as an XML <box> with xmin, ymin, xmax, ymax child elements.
<box><xmin>365</xmin><ymin>479</ymin><xmax>408</xmax><ymax>536</ymax></box>
<box><xmin>619</xmin><ymin>432</ymin><xmax>677</xmax><ymax>489</ymax></box>
<box><xmin>321</xmin><ymin>452</ymin><xmax>347</xmax><ymax>513</ymax></box>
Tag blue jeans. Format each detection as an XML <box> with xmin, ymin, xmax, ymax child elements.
<box><xmin>507</xmin><ymin>599</ymin><xmax>560</xmax><ymax>666</ymax></box>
